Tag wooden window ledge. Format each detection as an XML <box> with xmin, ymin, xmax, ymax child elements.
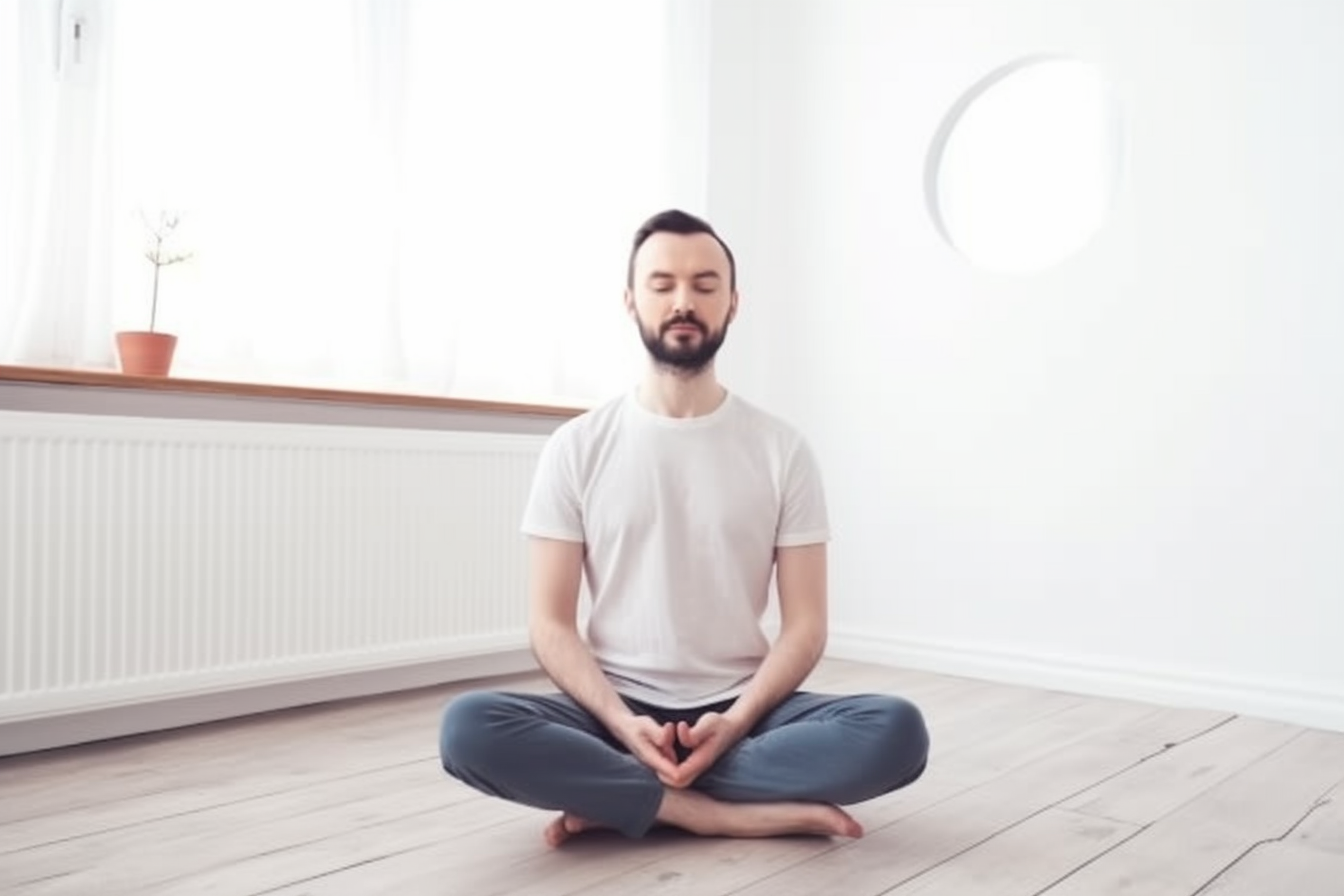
<box><xmin>0</xmin><ymin>364</ymin><xmax>584</xmax><ymax>419</ymax></box>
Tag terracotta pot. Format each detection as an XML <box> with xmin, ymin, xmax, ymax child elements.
<box><xmin>115</xmin><ymin>331</ymin><xmax>178</xmax><ymax>376</ymax></box>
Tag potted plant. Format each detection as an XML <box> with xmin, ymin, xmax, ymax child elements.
<box><xmin>116</xmin><ymin>211</ymin><xmax>192</xmax><ymax>376</ymax></box>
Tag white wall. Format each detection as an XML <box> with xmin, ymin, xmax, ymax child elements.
<box><xmin>709</xmin><ymin>0</ymin><xmax>1344</xmax><ymax>730</ymax></box>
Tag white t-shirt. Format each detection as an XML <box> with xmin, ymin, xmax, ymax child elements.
<box><xmin>521</xmin><ymin>389</ymin><xmax>829</xmax><ymax>708</ymax></box>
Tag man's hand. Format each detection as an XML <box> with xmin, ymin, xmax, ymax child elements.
<box><xmin>611</xmin><ymin>711</ymin><xmax>748</xmax><ymax>788</ymax></box>
<box><xmin>609</xmin><ymin>714</ymin><xmax>681</xmax><ymax>783</ymax></box>
<box><xmin>664</xmin><ymin>711</ymin><xmax>747</xmax><ymax>789</ymax></box>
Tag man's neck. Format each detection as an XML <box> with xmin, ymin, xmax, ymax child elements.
<box><xmin>637</xmin><ymin>366</ymin><xmax>727</xmax><ymax>418</ymax></box>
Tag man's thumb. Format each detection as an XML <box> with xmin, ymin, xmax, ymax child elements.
<box><xmin>677</xmin><ymin>719</ymin><xmax>698</xmax><ymax>747</ymax></box>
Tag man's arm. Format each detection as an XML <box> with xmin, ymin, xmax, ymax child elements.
<box><xmin>527</xmin><ymin>536</ymin><xmax>681</xmax><ymax>781</ymax></box>
<box><xmin>726</xmin><ymin>541</ymin><xmax>829</xmax><ymax>726</ymax></box>
<box><xmin>669</xmin><ymin>542</ymin><xmax>828</xmax><ymax>786</ymax></box>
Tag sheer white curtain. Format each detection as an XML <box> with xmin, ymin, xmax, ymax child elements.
<box><xmin>1</xmin><ymin>0</ymin><xmax>117</xmax><ymax>367</ymax></box>
<box><xmin>1</xmin><ymin>0</ymin><xmax>691</xmax><ymax>405</ymax></box>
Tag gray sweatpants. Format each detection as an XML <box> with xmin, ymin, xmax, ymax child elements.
<box><xmin>438</xmin><ymin>689</ymin><xmax>930</xmax><ymax>838</ymax></box>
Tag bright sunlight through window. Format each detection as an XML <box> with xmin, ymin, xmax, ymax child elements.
<box><xmin>2</xmin><ymin>0</ymin><xmax>688</xmax><ymax>406</ymax></box>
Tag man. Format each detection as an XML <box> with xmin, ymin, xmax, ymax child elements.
<box><xmin>439</xmin><ymin>210</ymin><xmax>928</xmax><ymax>847</ymax></box>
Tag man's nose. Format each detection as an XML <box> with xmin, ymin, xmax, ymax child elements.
<box><xmin>671</xmin><ymin>286</ymin><xmax>694</xmax><ymax>313</ymax></box>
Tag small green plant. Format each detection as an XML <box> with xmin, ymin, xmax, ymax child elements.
<box><xmin>141</xmin><ymin>210</ymin><xmax>192</xmax><ymax>332</ymax></box>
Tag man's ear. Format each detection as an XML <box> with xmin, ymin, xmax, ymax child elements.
<box><xmin>623</xmin><ymin>288</ymin><xmax>639</xmax><ymax>327</ymax></box>
<box><xmin>728</xmin><ymin>291</ymin><xmax>739</xmax><ymax>324</ymax></box>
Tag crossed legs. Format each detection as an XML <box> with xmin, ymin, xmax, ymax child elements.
<box><xmin>439</xmin><ymin>690</ymin><xmax>929</xmax><ymax>844</ymax></box>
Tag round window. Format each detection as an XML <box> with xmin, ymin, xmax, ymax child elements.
<box><xmin>927</xmin><ymin>57</ymin><xmax>1125</xmax><ymax>274</ymax></box>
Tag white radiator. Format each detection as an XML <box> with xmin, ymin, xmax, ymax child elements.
<box><xmin>0</xmin><ymin>410</ymin><xmax>545</xmax><ymax>733</ymax></box>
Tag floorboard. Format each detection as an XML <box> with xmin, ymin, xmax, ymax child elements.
<box><xmin>1059</xmin><ymin>716</ymin><xmax>1302</xmax><ymax>825</ymax></box>
<box><xmin>1199</xmin><ymin>842</ymin><xmax>1344</xmax><ymax>896</ymax></box>
<box><xmin>1038</xmin><ymin>728</ymin><xmax>1344</xmax><ymax>896</ymax></box>
<box><xmin>1291</xmin><ymin>780</ymin><xmax>1344</xmax><ymax>854</ymax></box>
<box><xmin>885</xmin><ymin>807</ymin><xmax>1140</xmax><ymax>896</ymax></box>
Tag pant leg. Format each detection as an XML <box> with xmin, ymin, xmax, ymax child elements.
<box><xmin>692</xmin><ymin>692</ymin><xmax>929</xmax><ymax>805</ymax></box>
<box><xmin>438</xmin><ymin>690</ymin><xmax>664</xmax><ymax>838</ymax></box>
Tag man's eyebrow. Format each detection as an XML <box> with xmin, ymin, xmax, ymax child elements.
<box><xmin>647</xmin><ymin>270</ymin><xmax>722</xmax><ymax>280</ymax></box>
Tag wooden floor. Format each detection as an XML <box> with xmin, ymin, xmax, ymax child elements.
<box><xmin>2</xmin><ymin>659</ymin><xmax>1343</xmax><ymax>896</ymax></box>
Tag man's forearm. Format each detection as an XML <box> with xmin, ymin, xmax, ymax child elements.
<box><xmin>725</xmin><ymin>624</ymin><xmax>826</xmax><ymax>730</ymax></box>
<box><xmin>530</xmin><ymin>619</ymin><xmax>633</xmax><ymax>729</ymax></box>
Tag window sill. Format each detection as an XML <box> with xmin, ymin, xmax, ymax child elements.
<box><xmin>0</xmin><ymin>364</ymin><xmax>584</xmax><ymax>420</ymax></box>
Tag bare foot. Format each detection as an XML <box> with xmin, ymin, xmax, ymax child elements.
<box><xmin>543</xmin><ymin>812</ymin><xmax>606</xmax><ymax>848</ymax></box>
<box><xmin>657</xmin><ymin>789</ymin><xmax>864</xmax><ymax>839</ymax></box>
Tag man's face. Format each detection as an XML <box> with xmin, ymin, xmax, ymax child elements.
<box><xmin>626</xmin><ymin>231</ymin><xmax>737</xmax><ymax>374</ymax></box>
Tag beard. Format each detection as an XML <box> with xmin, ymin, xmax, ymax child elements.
<box><xmin>638</xmin><ymin>311</ymin><xmax>729</xmax><ymax>375</ymax></box>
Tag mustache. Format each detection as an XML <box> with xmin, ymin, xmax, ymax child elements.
<box><xmin>661</xmin><ymin>314</ymin><xmax>707</xmax><ymax>336</ymax></box>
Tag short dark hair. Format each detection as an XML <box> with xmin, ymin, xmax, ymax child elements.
<box><xmin>627</xmin><ymin>209</ymin><xmax>737</xmax><ymax>290</ymax></box>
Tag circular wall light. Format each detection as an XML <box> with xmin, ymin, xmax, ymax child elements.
<box><xmin>927</xmin><ymin>57</ymin><xmax>1125</xmax><ymax>274</ymax></box>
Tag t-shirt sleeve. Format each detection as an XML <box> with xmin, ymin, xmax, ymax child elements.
<box><xmin>776</xmin><ymin>437</ymin><xmax>830</xmax><ymax>547</ymax></box>
<box><xmin>520</xmin><ymin>428</ymin><xmax>585</xmax><ymax>543</ymax></box>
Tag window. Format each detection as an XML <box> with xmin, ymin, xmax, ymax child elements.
<box><xmin>2</xmin><ymin>0</ymin><xmax>696</xmax><ymax>405</ymax></box>
<box><xmin>927</xmin><ymin>57</ymin><xmax>1125</xmax><ymax>274</ymax></box>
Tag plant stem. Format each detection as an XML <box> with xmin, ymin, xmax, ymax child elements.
<box><xmin>149</xmin><ymin>233</ymin><xmax>162</xmax><ymax>332</ymax></box>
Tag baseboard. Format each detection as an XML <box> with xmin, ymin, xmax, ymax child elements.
<box><xmin>827</xmin><ymin>627</ymin><xmax>1344</xmax><ymax>734</ymax></box>
<box><xmin>0</xmin><ymin>647</ymin><xmax>538</xmax><ymax>758</ymax></box>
